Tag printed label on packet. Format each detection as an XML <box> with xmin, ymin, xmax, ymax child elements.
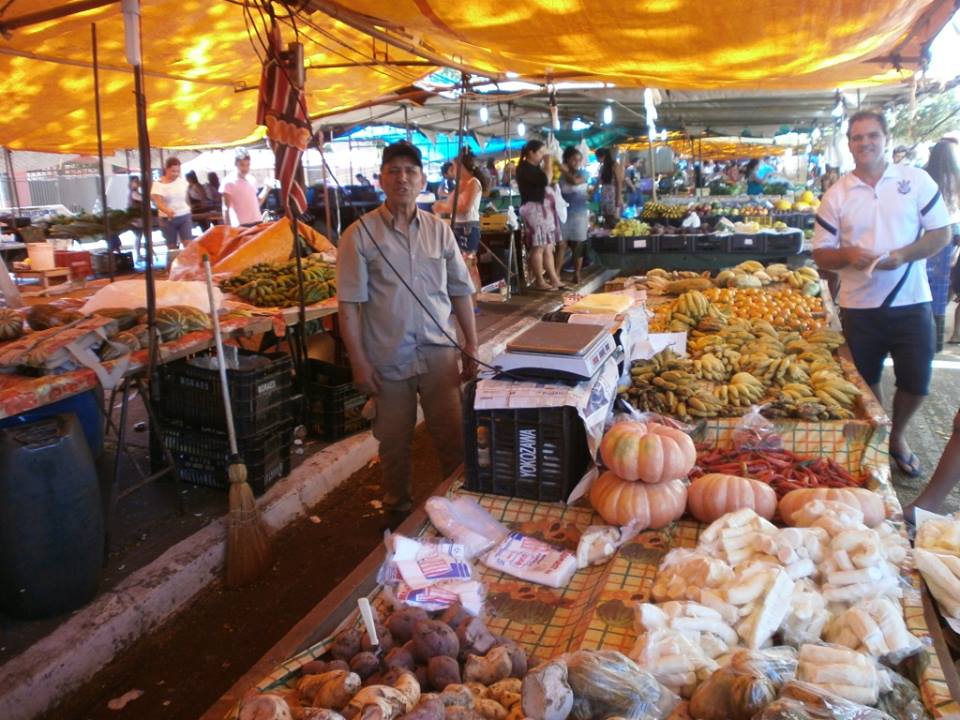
<box><xmin>392</xmin><ymin>535</ymin><xmax>472</xmax><ymax>589</ymax></box>
<box><xmin>482</xmin><ymin>532</ymin><xmax>578</xmax><ymax>589</ymax></box>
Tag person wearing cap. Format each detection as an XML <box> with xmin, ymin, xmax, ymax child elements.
<box><xmin>812</xmin><ymin>110</ymin><xmax>951</xmax><ymax>479</ymax></box>
<box><xmin>223</xmin><ymin>149</ymin><xmax>267</xmax><ymax>226</ymax></box>
<box><xmin>337</xmin><ymin>141</ymin><xmax>478</xmax><ymax>521</ymax></box>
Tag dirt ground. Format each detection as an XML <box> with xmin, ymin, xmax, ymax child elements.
<box><xmin>41</xmin><ymin>427</ymin><xmax>446</xmax><ymax>720</ymax></box>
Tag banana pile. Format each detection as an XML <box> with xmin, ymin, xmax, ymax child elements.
<box><xmin>220</xmin><ymin>254</ymin><xmax>337</xmax><ymax>308</ymax></box>
<box><xmin>646</xmin><ymin>269</ymin><xmax>716</xmax><ymax>296</ymax></box>
<box><xmin>714</xmin><ymin>260</ymin><xmax>773</xmax><ymax>289</ymax></box>
<box><xmin>624</xmin><ymin>322</ymin><xmax>858</xmax><ymax>420</ymax></box>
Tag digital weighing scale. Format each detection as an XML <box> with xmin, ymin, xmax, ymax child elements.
<box><xmin>493</xmin><ymin>321</ymin><xmax>617</xmax><ymax>381</ymax></box>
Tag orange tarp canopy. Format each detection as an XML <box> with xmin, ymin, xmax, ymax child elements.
<box><xmin>0</xmin><ymin>0</ymin><xmax>434</xmax><ymax>153</ymax></box>
<box><xmin>317</xmin><ymin>0</ymin><xmax>953</xmax><ymax>90</ymax></box>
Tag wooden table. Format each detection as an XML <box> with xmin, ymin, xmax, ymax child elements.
<box><xmin>14</xmin><ymin>267</ymin><xmax>70</xmax><ymax>288</ymax></box>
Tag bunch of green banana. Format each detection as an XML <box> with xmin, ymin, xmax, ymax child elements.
<box><xmin>803</xmin><ymin>328</ymin><xmax>845</xmax><ymax>350</ymax></box>
<box><xmin>749</xmin><ymin>356</ymin><xmax>811</xmax><ymax>386</ymax></box>
<box><xmin>718</xmin><ymin>372</ymin><xmax>766</xmax><ymax>408</ymax></box>
<box><xmin>810</xmin><ymin>370</ymin><xmax>861</xmax><ymax>410</ymax></box>
<box><xmin>693</xmin><ymin>352</ymin><xmax>728</xmax><ymax>382</ymax></box>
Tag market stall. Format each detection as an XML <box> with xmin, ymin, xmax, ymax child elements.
<box><xmin>205</xmin><ymin>263</ymin><xmax>960</xmax><ymax>720</ymax></box>
<box><xmin>592</xmin><ymin>195</ymin><xmax>818</xmax><ymax>273</ymax></box>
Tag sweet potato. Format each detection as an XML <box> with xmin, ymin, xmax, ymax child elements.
<box><xmin>384</xmin><ymin>646</ymin><xmax>416</xmax><ymax>672</ymax></box>
<box><xmin>440</xmin><ymin>604</ymin><xmax>471</xmax><ymax>632</ymax></box>
<box><xmin>427</xmin><ymin>656</ymin><xmax>461</xmax><ymax>692</ymax></box>
<box><xmin>304</xmin><ymin>660</ymin><xmax>350</xmax><ymax>675</ymax></box>
<box><xmin>445</xmin><ymin>708</ymin><xmax>483</xmax><ymax>720</ymax></box>
<box><xmin>439</xmin><ymin>686</ymin><xmax>475</xmax><ymax>708</ymax></box>
<box><xmin>388</xmin><ymin>608</ymin><xmax>431</xmax><ymax>644</ymax></box>
<box><xmin>363</xmin><ymin>624</ymin><xmax>395</xmax><ymax>654</ymax></box>
<box><xmin>464</xmin><ymin>648</ymin><xmax>512</xmax><ymax>686</ymax></box>
<box><xmin>412</xmin><ymin>620</ymin><xmax>460</xmax><ymax>662</ymax></box>
<box><xmin>398</xmin><ymin>698</ymin><xmax>445</xmax><ymax>720</ymax></box>
<box><xmin>457</xmin><ymin>618</ymin><xmax>497</xmax><ymax>660</ymax></box>
<box><xmin>492</xmin><ymin>638</ymin><xmax>527</xmax><ymax>679</ymax></box>
<box><xmin>474</xmin><ymin>699</ymin><xmax>507</xmax><ymax>720</ymax></box>
<box><xmin>332</xmin><ymin>629</ymin><xmax>363</xmax><ymax>662</ymax></box>
<box><xmin>351</xmin><ymin>652</ymin><xmax>382</xmax><ymax>680</ymax></box>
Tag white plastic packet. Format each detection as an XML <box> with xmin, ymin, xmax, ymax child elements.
<box><xmin>483</xmin><ymin>532</ymin><xmax>578</xmax><ymax>588</ymax></box>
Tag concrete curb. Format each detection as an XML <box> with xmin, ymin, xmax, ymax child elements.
<box><xmin>0</xmin><ymin>267</ymin><xmax>618</xmax><ymax>719</ymax></box>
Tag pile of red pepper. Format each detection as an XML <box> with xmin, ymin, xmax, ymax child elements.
<box><xmin>691</xmin><ymin>445</ymin><xmax>867</xmax><ymax>498</ymax></box>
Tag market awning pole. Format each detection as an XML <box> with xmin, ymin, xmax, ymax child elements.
<box><xmin>403</xmin><ymin>104</ymin><xmax>411</xmax><ymax>143</ymax></box>
<box><xmin>505</xmin><ymin>104</ymin><xmax>512</xmax><ymax>202</ymax></box>
<box><xmin>91</xmin><ymin>22</ymin><xmax>113</xmax><ymax>271</ymax></box>
<box><xmin>3</xmin><ymin>148</ymin><xmax>21</xmax><ymax>216</ymax></box>
<box><xmin>447</xmin><ymin>72</ymin><xmax>468</xmax><ymax>235</ymax></box>
<box><xmin>319</xmin><ymin>130</ymin><xmax>333</xmax><ymax>241</ymax></box>
<box><xmin>647</xmin><ymin>136</ymin><xmax>657</xmax><ymax>202</ymax></box>
<box><xmin>122</xmin><ymin>0</ymin><xmax>157</xmax><ymax>373</ymax></box>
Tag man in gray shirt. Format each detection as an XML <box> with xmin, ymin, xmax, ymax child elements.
<box><xmin>338</xmin><ymin>142</ymin><xmax>478</xmax><ymax>517</ymax></box>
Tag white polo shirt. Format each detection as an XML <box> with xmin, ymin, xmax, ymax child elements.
<box><xmin>813</xmin><ymin>163</ymin><xmax>950</xmax><ymax>309</ymax></box>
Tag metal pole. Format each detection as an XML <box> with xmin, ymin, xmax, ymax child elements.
<box><xmin>3</xmin><ymin>148</ymin><xmax>20</xmax><ymax>215</ymax></box>
<box><xmin>133</xmin><ymin>62</ymin><xmax>157</xmax><ymax>373</ymax></box>
<box><xmin>319</xmin><ymin>130</ymin><xmax>333</xmax><ymax>240</ymax></box>
<box><xmin>92</xmin><ymin>23</ymin><xmax>113</xmax><ymax>257</ymax></box>
<box><xmin>647</xmin><ymin>136</ymin><xmax>657</xmax><ymax>202</ymax></box>
<box><xmin>403</xmin><ymin>104</ymin><xmax>411</xmax><ymax>143</ymax></box>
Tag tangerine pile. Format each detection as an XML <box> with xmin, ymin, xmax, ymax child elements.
<box><xmin>650</xmin><ymin>286</ymin><xmax>825</xmax><ymax>332</ymax></box>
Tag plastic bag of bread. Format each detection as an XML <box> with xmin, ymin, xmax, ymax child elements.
<box><xmin>688</xmin><ymin>647</ymin><xmax>797</xmax><ymax>720</ymax></box>
<box><xmin>563</xmin><ymin>650</ymin><xmax>679</xmax><ymax>720</ymax></box>
<box><xmin>753</xmin><ymin>681</ymin><xmax>895</xmax><ymax>719</ymax></box>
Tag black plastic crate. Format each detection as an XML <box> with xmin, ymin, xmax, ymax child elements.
<box><xmin>657</xmin><ymin>234</ymin><xmax>690</xmax><ymax>252</ymax></box>
<box><xmin>693</xmin><ymin>234</ymin><xmax>723</xmax><ymax>252</ymax></box>
<box><xmin>462</xmin><ymin>382</ymin><xmax>591</xmax><ymax>502</ymax></box>
<box><xmin>762</xmin><ymin>230</ymin><xmax>803</xmax><ymax>255</ymax></box>
<box><xmin>158</xmin><ymin>351</ymin><xmax>293</xmax><ymax>439</ymax></box>
<box><xmin>729</xmin><ymin>233</ymin><xmax>761</xmax><ymax>252</ymax></box>
<box><xmin>306</xmin><ymin>360</ymin><xmax>370</xmax><ymax>439</ymax></box>
<box><xmin>591</xmin><ymin>235</ymin><xmax>623</xmax><ymax>254</ymax></box>
<box><xmin>159</xmin><ymin>418</ymin><xmax>292</xmax><ymax>494</ymax></box>
<box><xmin>623</xmin><ymin>235</ymin><xmax>655</xmax><ymax>252</ymax></box>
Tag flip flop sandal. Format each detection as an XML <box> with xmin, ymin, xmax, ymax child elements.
<box><xmin>890</xmin><ymin>449</ymin><xmax>923</xmax><ymax>478</ymax></box>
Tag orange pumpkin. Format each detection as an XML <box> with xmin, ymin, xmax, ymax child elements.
<box><xmin>599</xmin><ymin>421</ymin><xmax>696</xmax><ymax>484</ymax></box>
<box><xmin>778</xmin><ymin>487</ymin><xmax>885</xmax><ymax>527</ymax></box>
<box><xmin>589</xmin><ymin>471</ymin><xmax>687</xmax><ymax>529</ymax></box>
<box><xmin>687</xmin><ymin>473</ymin><xmax>777</xmax><ymax>523</ymax></box>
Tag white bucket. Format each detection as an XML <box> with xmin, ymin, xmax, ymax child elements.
<box><xmin>26</xmin><ymin>242</ymin><xmax>56</xmax><ymax>270</ymax></box>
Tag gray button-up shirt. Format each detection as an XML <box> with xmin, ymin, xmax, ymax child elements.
<box><xmin>337</xmin><ymin>204</ymin><xmax>475</xmax><ymax>380</ymax></box>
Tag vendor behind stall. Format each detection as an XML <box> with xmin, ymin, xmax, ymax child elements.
<box><xmin>150</xmin><ymin>157</ymin><xmax>193</xmax><ymax>261</ymax></box>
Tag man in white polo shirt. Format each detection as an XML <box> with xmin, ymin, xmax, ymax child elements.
<box><xmin>223</xmin><ymin>148</ymin><xmax>267</xmax><ymax>226</ymax></box>
<box><xmin>813</xmin><ymin>110</ymin><xmax>951</xmax><ymax>478</ymax></box>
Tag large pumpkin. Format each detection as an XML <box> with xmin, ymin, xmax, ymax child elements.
<box><xmin>687</xmin><ymin>473</ymin><xmax>777</xmax><ymax>523</ymax></box>
<box><xmin>779</xmin><ymin>487</ymin><xmax>885</xmax><ymax>527</ymax></box>
<box><xmin>589</xmin><ymin>471</ymin><xmax>687</xmax><ymax>529</ymax></box>
<box><xmin>599</xmin><ymin>421</ymin><xmax>696</xmax><ymax>484</ymax></box>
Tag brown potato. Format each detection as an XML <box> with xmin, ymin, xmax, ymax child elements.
<box><xmin>384</xmin><ymin>646</ymin><xmax>416</xmax><ymax>672</ymax></box>
<box><xmin>412</xmin><ymin>620</ymin><xmax>459</xmax><ymax>662</ymax></box>
<box><xmin>350</xmin><ymin>652</ymin><xmax>381</xmax><ymax>680</ymax></box>
<box><xmin>331</xmin><ymin>628</ymin><xmax>363</xmax><ymax>662</ymax></box>
<box><xmin>387</xmin><ymin>608</ymin><xmax>431</xmax><ymax>644</ymax></box>
<box><xmin>427</xmin><ymin>656</ymin><xmax>461</xmax><ymax>692</ymax></box>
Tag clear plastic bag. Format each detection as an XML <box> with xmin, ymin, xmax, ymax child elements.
<box><xmin>733</xmin><ymin>405</ymin><xmax>782</xmax><ymax>451</ymax></box>
<box><xmin>689</xmin><ymin>647</ymin><xmax>797</xmax><ymax>720</ymax></box>
<box><xmin>424</xmin><ymin>495</ymin><xmax>510</xmax><ymax>559</ymax></box>
<box><xmin>752</xmin><ymin>681</ymin><xmax>896</xmax><ymax>720</ymax></box>
<box><xmin>608</xmin><ymin>404</ymin><xmax>699</xmax><ymax>436</ymax></box>
<box><xmin>563</xmin><ymin>650</ymin><xmax>679</xmax><ymax>720</ymax></box>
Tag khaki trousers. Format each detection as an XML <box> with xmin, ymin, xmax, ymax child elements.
<box><xmin>372</xmin><ymin>346</ymin><xmax>464</xmax><ymax>510</ymax></box>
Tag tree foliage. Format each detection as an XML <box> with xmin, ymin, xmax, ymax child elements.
<box><xmin>887</xmin><ymin>88</ymin><xmax>960</xmax><ymax>144</ymax></box>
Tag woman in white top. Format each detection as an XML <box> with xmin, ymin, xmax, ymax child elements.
<box><xmin>433</xmin><ymin>150</ymin><xmax>487</xmax><ymax>307</ymax></box>
<box><xmin>150</xmin><ymin>156</ymin><xmax>192</xmax><ymax>258</ymax></box>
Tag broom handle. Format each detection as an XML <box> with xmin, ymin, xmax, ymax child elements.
<box><xmin>203</xmin><ymin>256</ymin><xmax>239</xmax><ymax>457</ymax></box>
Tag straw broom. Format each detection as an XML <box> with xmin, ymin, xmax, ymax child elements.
<box><xmin>203</xmin><ymin>255</ymin><xmax>272</xmax><ymax>588</ymax></box>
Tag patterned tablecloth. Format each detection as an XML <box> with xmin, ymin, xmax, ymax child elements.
<box><xmin>0</xmin><ymin>299</ymin><xmax>337</xmax><ymax>420</ymax></box>
<box><xmin>227</xmin><ymin>413</ymin><xmax>960</xmax><ymax>718</ymax></box>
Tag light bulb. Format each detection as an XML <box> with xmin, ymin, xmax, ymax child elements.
<box><xmin>479</xmin><ymin>106</ymin><xmax>489</xmax><ymax>123</ymax></box>
<box><xmin>603</xmin><ymin>105</ymin><xmax>613</xmax><ymax>125</ymax></box>
<box><xmin>517</xmin><ymin>121</ymin><xmax>526</xmax><ymax>137</ymax></box>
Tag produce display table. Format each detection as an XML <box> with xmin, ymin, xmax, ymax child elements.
<box><xmin>0</xmin><ymin>300</ymin><xmax>338</xmax><ymax>420</ymax></box>
<box><xmin>205</xmin><ymin>451</ymin><xmax>960</xmax><ymax>719</ymax></box>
